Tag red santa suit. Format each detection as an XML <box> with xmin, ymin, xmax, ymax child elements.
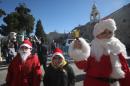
<box><xmin>6</xmin><ymin>39</ymin><xmax>42</xmax><ymax>86</ymax></box>
<box><xmin>69</xmin><ymin>19</ymin><xmax>130</xmax><ymax>86</ymax></box>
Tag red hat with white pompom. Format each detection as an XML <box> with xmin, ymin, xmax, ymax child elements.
<box><xmin>20</xmin><ymin>39</ymin><xmax>32</xmax><ymax>48</ymax></box>
<box><xmin>52</xmin><ymin>48</ymin><xmax>65</xmax><ymax>60</ymax></box>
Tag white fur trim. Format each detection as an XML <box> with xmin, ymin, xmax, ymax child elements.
<box><xmin>91</xmin><ymin>38</ymin><xmax>110</xmax><ymax>61</ymax></box>
<box><xmin>110</xmin><ymin>81</ymin><xmax>120</xmax><ymax>86</ymax></box>
<box><xmin>107</xmin><ymin>37</ymin><xmax>128</xmax><ymax>58</ymax></box>
<box><xmin>0</xmin><ymin>57</ymin><xmax>2</xmax><ymax>62</ymax></box>
<box><xmin>110</xmin><ymin>54</ymin><xmax>125</xmax><ymax>79</ymax></box>
<box><xmin>69</xmin><ymin>37</ymin><xmax>90</xmax><ymax>61</ymax></box>
<box><xmin>52</xmin><ymin>52</ymin><xmax>65</xmax><ymax>60</ymax></box>
<box><xmin>20</xmin><ymin>44</ymin><xmax>32</xmax><ymax>48</ymax></box>
<box><xmin>91</xmin><ymin>37</ymin><xmax>128</xmax><ymax>61</ymax></box>
<box><xmin>93</xmin><ymin>19</ymin><xmax>117</xmax><ymax>37</ymax></box>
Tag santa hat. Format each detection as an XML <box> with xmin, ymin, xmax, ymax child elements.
<box><xmin>93</xmin><ymin>18</ymin><xmax>117</xmax><ymax>37</ymax></box>
<box><xmin>52</xmin><ymin>48</ymin><xmax>65</xmax><ymax>60</ymax></box>
<box><xmin>20</xmin><ymin>39</ymin><xmax>32</xmax><ymax>48</ymax></box>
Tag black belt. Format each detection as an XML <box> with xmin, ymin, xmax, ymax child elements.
<box><xmin>95</xmin><ymin>77</ymin><xmax>119</xmax><ymax>83</ymax></box>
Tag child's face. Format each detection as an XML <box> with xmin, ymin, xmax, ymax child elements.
<box><xmin>96</xmin><ymin>29</ymin><xmax>113</xmax><ymax>39</ymax></box>
<box><xmin>74</xmin><ymin>40</ymin><xmax>82</xmax><ymax>49</ymax></box>
<box><xmin>52</xmin><ymin>55</ymin><xmax>63</xmax><ymax>67</ymax></box>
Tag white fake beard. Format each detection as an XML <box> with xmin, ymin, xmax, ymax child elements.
<box><xmin>91</xmin><ymin>37</ymin><xmax>126</xmax><ymax>79</ymax></box>
<box><xmin>91</xmin><ymin>38</ymin><xmax>112</xmax><ymax>61</ymax></box>
<box><xmin>91</xmin><ymin>36</ymin><xmax>127</xmax><ymax>59</ymax></box>
<box><xmin>19</xmin><ymin>50</ymin><xmax>31</xmax><ymax>61</ymax></box>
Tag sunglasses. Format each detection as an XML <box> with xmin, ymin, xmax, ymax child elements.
<box><xmin>52</xmin><ymin>55</ymin><xmax>63</xmax><ymax>61</ymax></box>
<box><xmin>20</xmin><ymin>46</ymin><xmax>30</xmax><ymax>50</ymax></box>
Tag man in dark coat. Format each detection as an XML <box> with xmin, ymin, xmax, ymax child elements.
<box><xmin>43</xmin><ymin>48</ymin><xmax>76</xmax><ymax>86</ymax></box>
<box><xmin>37</xmin><ymin>37</ymin><xmax>48</xmax><ymax>70</ymax></box>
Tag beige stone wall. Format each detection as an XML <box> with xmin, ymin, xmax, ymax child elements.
<box><xmin>73</xmin><ymin>3</ymin><xmax>130</xmax><ymax>49</ymax></box>
<box><xmin>108</xmin><ymin>3</ymin><xmax>130</xmax><ymax>48</ymax></box>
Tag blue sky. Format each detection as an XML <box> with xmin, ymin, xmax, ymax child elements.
<box><xmin>0</xmin><ymin>0</ymin><xmax>130</xmax><ymax>34</ymax></box>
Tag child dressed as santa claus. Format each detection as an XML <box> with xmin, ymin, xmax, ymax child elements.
<box><xmin>69</xmin><ymin>18</ymin><xmax>130</xmax><ymax>86</ymax></box>
<box><xmin>6</xmin><ymin>39</ymin><xmax>43</xmax><ymax>86</ymax></box>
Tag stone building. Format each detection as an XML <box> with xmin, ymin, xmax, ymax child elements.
<box><xmin>71</xmin><ymin>3</ymin><xmax>130</xmax><ymax>49</ymax></box>
<box><xmin>104</xmin><ymin>3</ymin><xmax>130</xmax><ymax>49</ymax></box>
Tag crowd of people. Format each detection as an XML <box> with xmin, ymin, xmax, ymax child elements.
<box><xmin>1</xmin><ymin>18</ymin><xmax>130</xmax><ymax>86</ymax></box>
<box><xmin>3</xmin><ymin>35</ymin><xmax>76</xmax><ymax>86</ymax></box>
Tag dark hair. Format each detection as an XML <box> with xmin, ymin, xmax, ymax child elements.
<box><xmin>76</xmin><ymin>37</ymin><xmax>79</xmax><ymax>40</ymax></box>
<box><xmin>40</xmin><ymin>37</ymin><xmax>44</xmax><ymax>43</ymax></box>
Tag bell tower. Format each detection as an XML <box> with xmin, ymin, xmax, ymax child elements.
<box><xmin>90</xmin><ymin>3</ymin><xmax>100</xmax><ymax>23</ymax></box>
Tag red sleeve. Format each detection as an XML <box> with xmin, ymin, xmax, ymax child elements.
<box><xmin>75</xmin><ymin>60</ymin><xmax>88</xmax><ymax>70</ymax></box>
<box><xmin>32</xmin><ymin>55</ymin><xmax>42</xmax><ymax>86</ymax></box>
<box><xmin>6</xmin><ymin>63</ymin><xmax>13</xmax><ymax>85</ymax></box>
<box><xmin>6</xmin><ymin>57</ymin><xmax>18</xmax><ymax>85</ymax></box>
<box><xmin>119</xmin><ymin>53</ymin><xmax>130</xmax><ymax>86</ymax></box>
<box><xmin>118</xmin><ymin>53</ymin><xmax>130</xmax><ymax>73</ymax></box>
